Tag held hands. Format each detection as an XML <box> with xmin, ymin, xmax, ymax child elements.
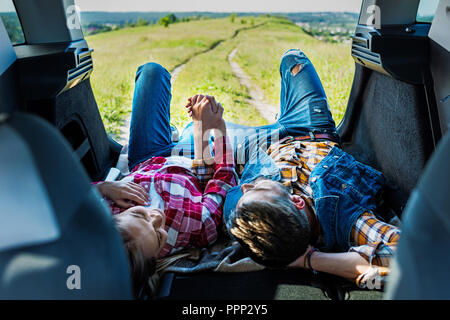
<box><xmin>96</xmin><ymin>181</ymin><xmax>149</xmax><ymax>209</ymax></box>
<box><xmin>185</xmin><ymin>95</ymin><xmax>225</xmax><ymax>131</ymax></box>
<box><xmin>186</xmin><ymin>95</ymin><xmax>226</xmax><ymax>162</ymax></box>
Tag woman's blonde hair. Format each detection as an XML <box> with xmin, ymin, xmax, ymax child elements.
<box><xmin>114</xmin><ymin>215</ymin><xmax>157</xmax><ymax>297</ymax></box>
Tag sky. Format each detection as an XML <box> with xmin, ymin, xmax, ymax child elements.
<box><xmin>73</xmin><ymin>0</ymin><xmax>363</xmax><ymax>13</ymax></box>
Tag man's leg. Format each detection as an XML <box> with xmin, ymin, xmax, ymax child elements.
<box><xmin>277</xmin><ymin>49</ymin><xmax>338</xmax><ymax>138</ymax></box>
<box><xmin>172</xmin><ymin>120</ymin><xmax>285</xmax><ymax>167</ymax></box>
<box><xmin>172</xmin><ymin>121</ymin><xmax>257</xmax><ymax>159</ymax></box>
<box><xmin>221</xmin><ymin>49</ymin><xmax>338</xmax><ymax>163</ymax></box>
<box><xmin>128</xmin><ymin>63</ymin><xmax>174</xmax><ymax>170</ymax></box>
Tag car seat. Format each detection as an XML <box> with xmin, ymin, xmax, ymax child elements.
<box><xmin>385</xmin><ymin>132</ymin><xmax>450</xmax><ymax>299</ymax></box>
<box><xmin>0</xmin><ymin>18</ymin><xmax>133</xmax><ymax>300</ymax></box>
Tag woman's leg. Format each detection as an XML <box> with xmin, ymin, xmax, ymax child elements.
<box><xmin>128</xmin><ymin>63</ymin><xmax>175</xmax><ymax>170</ymax></box>
<box><xmin>277</xmin><ymin>49</ymin><xmax>338</xmax><ymax>138</ymax></box>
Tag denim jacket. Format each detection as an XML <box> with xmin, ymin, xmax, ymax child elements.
<box><xmin>224</xmin><ymin>145</ymin><xmax>385</xmax><ymax>252</ymax></box>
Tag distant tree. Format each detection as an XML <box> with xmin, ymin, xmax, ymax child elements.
<box><xmin>250</xmin><ymin>17</ymin><xmax>255</xmax><ymax>26</ymax></box>
<box><xmin>230</xmin><ymin>13</ymin><xmax>237</xmax><ymax>23</ymax></box>
<box><xmin>240</xmin><ymin>19</ymin><xmax>247</xmax><ymax>24</ymax></box>
<box><xmin>159</xmin><ymin>16</ymin><xmax>170</xmax><ymax>28</ymax></box>
<box><xmin>158</xmin><ymin>14</ymin><xmax>178</xmax><ymax>28</ymax></box>
<box><xmin>125</xmin><ymin>20</ymin><xmax>136</xmax><ymax>28</ymax></box>
<box><xmin>136</xmin><ymin>17</ymin><xmax>149</xmax><ymax>27</ymax></box>
<box><xmin>166</xmin><ymin>14</ymin><xmax>178</xmax><ymax>23</ymax></box>
<box><xmin>0</xmin><ymin>14</ymin><xmax>24</xmax><ymax>44</ymax></box>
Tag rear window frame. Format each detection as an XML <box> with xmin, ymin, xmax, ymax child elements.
<box><xmin>0</xmin><ymin>0</ymin><xmax>25</xmax><ymax>46</ymax></box>
<box><xmin>416</xmin><ymin>0</ymin><xmax>440</xmax><ymax>24</ymax></box>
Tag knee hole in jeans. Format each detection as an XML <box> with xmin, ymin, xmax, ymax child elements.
<box><xmin>291</xmin><ymin>64</ymin><xmax>304</xmax><ymax>76</ymax></box>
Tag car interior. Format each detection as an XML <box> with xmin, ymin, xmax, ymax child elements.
<box><xmin>0</xmin><ymin>0</ymin><xmax>448</xmax><ymax>300</ymax></box>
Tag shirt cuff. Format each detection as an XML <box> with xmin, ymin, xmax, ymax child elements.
<box><xmin>192</xmin><ymin>160</ymin><xmax>215</xmax><ymax>184</ymax></box>
<box><xmin>349</xmin><ymin>242</ymin><xmax>395</xmax><ymax>267</ymax></box>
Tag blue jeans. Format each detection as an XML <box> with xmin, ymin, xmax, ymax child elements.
<box><xmin>128</xmin><ymin>50</ymin><xmax>339</xmax><ymax>170</ymax></box>
<box><xmin>128</xmin><ymin>63</ymin><xmax>174</xmax><ymax>170</ymax></box>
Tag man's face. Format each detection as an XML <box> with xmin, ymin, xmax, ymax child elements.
<box><xmin>118</xmin><ymin>207</ymin><xmax>168</xmax><ymax>259</ymax></box>
<box><xmin>238</xmin><ymin>178</ymin><xmax>308</xmax><ymax>214</ymax></box>
<box><xmin>239</xmin><ymin>178</ymin><xmax>287</xmax><ymax>204</ymax></box>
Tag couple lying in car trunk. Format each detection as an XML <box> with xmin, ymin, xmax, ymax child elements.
<box><xmin>94</xmin><ymin>49</ymin><xmax>400</xmax><ymax>296</ymax></box>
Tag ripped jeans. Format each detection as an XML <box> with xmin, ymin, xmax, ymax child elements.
<box><xmin>277</xmin><ymin>49</ymin><xmax>338</xmax><ymax>137</ymax></box>
<box><xmin>128</xmin><ymin>49</ymin><xmax>339</xmax><ymax>170</ymax></box>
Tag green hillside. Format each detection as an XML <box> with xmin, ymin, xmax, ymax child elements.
<box><xmin>86</xmin><ymin>16</ymin><xmax>354</xmax><ymax>136</ymax></box>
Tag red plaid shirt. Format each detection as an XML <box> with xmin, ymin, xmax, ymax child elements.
<box><xmin>102</xmin><ymin>137</ymin><xmax>237</xmax><ymax>257</ymax></box>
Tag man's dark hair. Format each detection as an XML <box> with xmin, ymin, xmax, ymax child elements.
<box><xmin>227</xmin><ymin>190</ymin><xmax>311</xmax><ymax>268</ymax></box>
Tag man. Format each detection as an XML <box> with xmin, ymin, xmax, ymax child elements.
<box><xmin>223</xmin><ymin>49</ymin><xmax>400</xmax><ymax>289</ymax></box>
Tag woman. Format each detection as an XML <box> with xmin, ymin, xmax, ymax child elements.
<box><xmin>94</xmin><ymin>63</ymin><xmax>237</xmax><ymax>295</ymax></box>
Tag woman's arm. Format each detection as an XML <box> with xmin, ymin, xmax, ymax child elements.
<box><xmin>193</xmin><ymin>121</ymin><xmax>213</xmax><ymax>164</ymax></box>
<box><xmin>161</xmin><ymin>99</ymin><xmax>236</xmax><ymax>254</ymax></box>
<box><xmin>94</xmin><ymin>180</ymin><xmax>149</xmax><ymax>209</ymax></box>
<box><xmin>161</xmin><ymin>137</ymin><xmax>237</xmax><ymax>256</ymax></box>
<box><xmin>188</xmin><ymin>95</ymin><xmax>214</xmax><ymax>162</ymax></box>
<box><xmin>188</xmin><ymin>94</ymin><xmax>226</xmax><ymax>164</ymax></box>
<box><xmin>189</xmin><ymin>132</ymin><xmax>237</xmax><ymax>248</ymax></box>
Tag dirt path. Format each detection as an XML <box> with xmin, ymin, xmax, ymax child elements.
<box><xmin>116</xmin><ymin>23</ymin><xmax>272</xmax><ymax>145</ymax></box>
<box><xmin>117</xmin><ymin>118</ymin><xmax>131</xmax><ymax>146</ymax></box>
<box><xmin>228</xmin><ymin>48</ymin><xmax>278</xmax><ymax>123</ymax></box>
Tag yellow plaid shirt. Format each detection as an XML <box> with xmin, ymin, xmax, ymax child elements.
<box><xmin>266</xmin><ymin>137</ymin><xmax>400</xmax><ymax>271</ymax></box>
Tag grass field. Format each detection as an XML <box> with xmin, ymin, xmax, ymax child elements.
<box><xmin>86</xmin><ymin>18</ymin><xmax>251</xmax><ymax>135</ymax></box>
<box><xmin>233</xmin><ymin>20</ymin><xmax>354</xmax><ymax>123</ymax></box>
<box><xmin>86</xmin><ymin>16</ymin><xmax>355</xmax><ymax>137</ymax></box>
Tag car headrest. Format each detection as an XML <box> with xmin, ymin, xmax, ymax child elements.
<box><xmin>0</xmin><ymin>122</ymin><xmax>60</xmax><ymax>252</ymax></box>
<box><xmin>0</xmin><ymin>18</ymin><xmax>18</xmax><ymax>115</ymax></box>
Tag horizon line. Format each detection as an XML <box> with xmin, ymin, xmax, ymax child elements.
<box><xmin>79</xmin><ymin>10</ymin><xmax>360</xmax><ymax>14</ymax></box>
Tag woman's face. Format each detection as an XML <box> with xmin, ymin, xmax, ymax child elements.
<box><xmin>119</xmin><ymin>207</ymin><xmax>168</xmax><ymax>259</ymax></box>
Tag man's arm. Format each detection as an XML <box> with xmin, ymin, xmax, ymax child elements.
<box><xmin>290</xmin><ymin>212</ymin><xmax>400</xmax><ymax>283</ymax></box>
<box><xmin>289</xmin><ymin>249</ymin><xmax>390</xmax><ymax>281</ymax></box>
